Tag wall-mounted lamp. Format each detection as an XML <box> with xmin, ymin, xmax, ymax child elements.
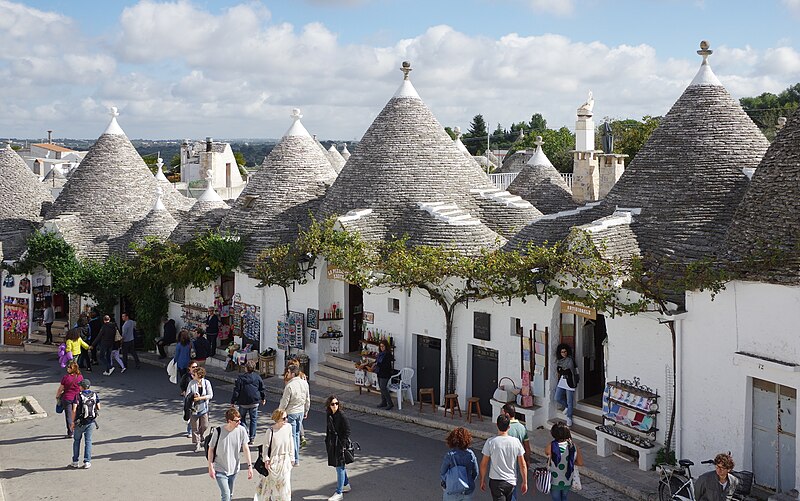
<box><xmin>298</xmin><ymin>253</ymin><xmax>316</xmax><ymax>280</ymax></box>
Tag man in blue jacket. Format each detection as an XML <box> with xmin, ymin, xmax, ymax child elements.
<box><xmin>230</xmin><ymin>360</ymin><xmax>265</xmax><ymax>444</ymax></box>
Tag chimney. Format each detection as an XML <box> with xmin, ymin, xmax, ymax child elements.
<box><xmin>206</xmin><ymin>137</ymin><xmax>213</xmax><ymax>152</ymax></box>
<box><xmin>47</xmin><ymin>130</ymin><xmax>53</xmax><ymax>144</ymax></box>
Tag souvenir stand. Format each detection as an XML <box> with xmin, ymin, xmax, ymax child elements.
<box><xmin>180</xmin><ymin>303</ymin><xmax>208</xmax><ymax>332</ymax></box>
<box><xmin>316</xmin><ymin>303</ymin><xmax>343</xmax><ymax>354</ymax></box>
<box><xmin>228</xmin><ymin>298</ymin><xmax>261</xmax><ymax>369</ymax></box>
<box><xmin>354</xmin><ymin>325</ymin><xmax>394</xmax><ymax>394</ymax></box>
<box><xmin>277</xmin><ymin>311</ymin><xmax>309</xmax><ymax>377</ymax></box>
<box><xmin>2</xmin><ymin>272</ymin><xmax>33</xmax><ymax>346</ymax></box>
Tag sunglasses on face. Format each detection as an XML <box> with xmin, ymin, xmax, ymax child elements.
<box><xmin>330</xmin><ymin>402</ymin><xmax>339</xmax><ymax>407</ymax></box>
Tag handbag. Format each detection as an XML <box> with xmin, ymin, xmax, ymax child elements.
<box><xmin>444</xmin><ymin>451</ymin><xmax>470</xmax><ymax>494</ymax></box>
<box><xmin>114</xmin><ymin>328</ymin><xmax>123</xmax><ymax>343</ymax></box>
<box><xmin>56</xmin><ymin>401</ymin><xmax>63</xmax><ymax>414</ymax></box>
<box><xmin>190</xmin><ymin>340</ymin><xmax>197</xmax><ymax>359</ymax></box>
<box><xmin>342</xmin><ymin>438</ymin><xmax>360</xmax><ymax>464</ymax></box>
<box><xmin>254</xmin><ymin>429</ymin><xmax>273</xmax><ymax>477</ymax></box>
<box><xmin>535</xmin><ymin>457</ymin><xmax>552</xmax><ymax>494</ymax></box>
<box><xmin>571</xmin><ymin>465</ymin><xmax>582</xmax><ymax>491</ymax></box>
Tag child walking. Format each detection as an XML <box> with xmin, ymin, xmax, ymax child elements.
<box><xmin>111</xmin><ymin>337</ymin><xmax>127</xmax><ymax>373</ymax></box>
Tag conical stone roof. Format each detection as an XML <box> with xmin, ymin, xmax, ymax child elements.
<box><xmin>495</xmin><ymin>150</ymin><xmax>534</xmax><ymax>174</ymax></box>
<box><xmin>0</xmin><ymin>143</ymin><xmax>53</xmax><ymax>259</ymax></box>
<box><xmin>508</xmin><ymin>42</ymin><xmax>769</xmax><ymax>265</ymax></box>
<box><xmin>171</xmin><ymin>177</ymin><xmax>229</xmax><ymax>245</ymax></box>
<box><xmin>221</xmin><ymin>109</ymin><xmax>337</xmax><ymax>266</ymax></box>
<box><xmin>121</xmin><ymin>188</ymin><xmax>178</xmax><ymax>256</ymax></box>
<box><xmin>723</xmin><ymin>107</ymin><xmax>800</xmax><ymax>283</ymax></box>
<box><xmin>340</xmin><ymin>144</ymin><xmax>351</xmax><ymax>161</ymax></box>
<box><xmin>318</xmin><ymin>62</ymin><xmax>540</xmax><ymax>253</ymax></box>
<box><xmin>327</xmin><ymin>145</ymin><xmax>346</xmax><ymax>173</ymax></box>
<box><xmin>508</xmin><ymin>139</ymin><xmax>576</xmax><ymax>215</ymax></box>
<box><xmin>44</xmin><ymin>108</ymin><xmax>193</xmax><ymax>258</ymax></box>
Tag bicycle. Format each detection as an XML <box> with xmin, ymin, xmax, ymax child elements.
<box><xmin>657</xmin><ymin>458</ymin><xmax>754</xmax><ymax>501</ymax></box>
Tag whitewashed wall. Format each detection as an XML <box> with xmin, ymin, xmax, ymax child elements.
<box><xmin>682</xmin><ymin>282</ymin><xmax>800</xmax><ymax>484</ymax></box>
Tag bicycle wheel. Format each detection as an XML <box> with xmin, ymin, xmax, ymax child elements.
<box><xmin>658</xmin><ymin>477</ymin><xmax>685</xmax><ymax>501</ymax></box>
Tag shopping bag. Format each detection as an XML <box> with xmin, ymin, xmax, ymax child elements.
<box><xmin>535</xmin><ymin>466</ymin><xmax>551</xmax><ymax>494</ymax></box>
<box><xmin>167</xmin><ymin>359</ymin><xmax>177</xmax><ymax>384</ymax></box>
<box><xmin>571</xmin><ymin>466</ymin><xmax>582</xmax><ymax>491</ymax></box>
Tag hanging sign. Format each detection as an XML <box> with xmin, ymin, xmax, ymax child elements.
<box><xmin>560</xmin><ymin>301</ymin><xmax>596</xmax><ymax>320</ymax></box>
<box><xmin>326</xmin><ymin>265</ymin><xmax>346</xmax><ymax>281</ymax></box>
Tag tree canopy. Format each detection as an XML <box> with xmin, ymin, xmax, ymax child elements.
<box><xmin>740</xmin><ymin>82</ymin><xmax>800</xmax><ymax>140</ymax></box>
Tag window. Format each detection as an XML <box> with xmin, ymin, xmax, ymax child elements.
<box><xmin>510</xmin><ymin>317</ymin><xmax>522</xmax><ymax>337</ymax></box>
<box><xmin>474</xmin><ymin>312</ymin><xmax>490</xmax><ymax>341</ymax></box>
<box><xmin>388</xmin><ymin>297</ymin><xmax>400</xmax><ymax>313</ymax></box>
<box><xmin>172</xmin><ymin>287</ymin><xmax>186</xmax><ymax>304</ymax></box>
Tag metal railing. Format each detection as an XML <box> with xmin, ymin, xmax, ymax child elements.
<box><xmin>488</xmin><ymin>172</ymin><xmax>574</xmax><ymax>190</ymax></box>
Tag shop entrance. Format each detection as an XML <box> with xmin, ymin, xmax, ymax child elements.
<box><xmin>471</xmin><ymin>345</ymin><xmax>498</xmax><ymax>416</ymax></box>
<box><xmin>752</xmin><ymin>378</ymin><xmax>796</xmax><ymax>492</ymax></box>
<box><xmin>347</xmin><ymin>284</ymin><xmax>363</xmax><ymax>353</ymax></box>
<box><xmin>416</xmin><ymin>335</ymin><xmax>441</xmax><ymax>405</ymax></box>
<box><xmin>559</xmin><ymin>303</ymin><xmax>606</xmax><ymax>407</ymax></box>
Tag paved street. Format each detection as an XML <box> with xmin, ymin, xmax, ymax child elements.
<box><xmin>0</xmin><ymin>352</ymin><xmax>613</xmax><ymax>501</ymax></box>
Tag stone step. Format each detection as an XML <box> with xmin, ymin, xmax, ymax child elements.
<box><xmin>573</xmin><ymin>405</ymin><xmax>603</xmax><ymax>425</ymax></box>
<box><xmin>313</xmin><ymin>371</ymin><xmax>358</xmax><ymax>393</ymax></box>
<box><xmin>324</xmin><ymin>353</ymin><xmax>359</xmax><ymax>372</ymax></box>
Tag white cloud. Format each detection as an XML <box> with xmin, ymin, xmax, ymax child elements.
<box><xmin>782</xmin><ymin>0</ymin><xmax>800</xmax><ymax>17</ymax></box>
<box><xmin>526</xmin><ymin>0</ymin><xmax>574</xmax><ymax>16</ymax></box>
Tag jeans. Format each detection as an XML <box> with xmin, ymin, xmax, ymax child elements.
<box><xmin>287</xmin><ymin>413</ymin><xmax>303</xmax><ymax>464</ymax></box>
<box><xmin>550</xmin><ymin>488</ymin><xmax>569</xmax><ymax>501</ymax></box>
<box><xmin>77</xmin><ymin>351</ymin><xmax>92</xmax><ymax>371</ymax></box>
<box><xmin>488</xmin><ymin>479</ymin><xmax>514</xmax><ymax>501</ymax></box>
<box><xmin>335</xmin><ymin>465</ymin><xmax>350</xmax><ymax>494</ymax></box>
<box><xmin>122</xmin><ymin>340</ymin><xmax>140</xmax><ymax>368</ymax></box>
<box><xmin>214</xmin><ymin>471</ymin><xmax>237</xmax><ymax>501</ymax></box>
<box><xmin>72</xmin><ymin>421</ymin><xmax>94</xmax><ymax>463</ymax></box>
<box><xmin>443</xmin><ymin>491</ymin><xmax>474</xmax><ymax>501</ymax></box>
<box><xmin>378</xmin><ymin>377</ymin><xmax>392</xmax><ymax>407</ymax></box>
<box><xmin>554</xmin><ymin>387</ymin><xmax>575</xmax><ymax>419</ymax></box>
<box><xmin>99</xmin><ymin>346</ymin><xmax>112</xmax><ymax>372</ymax></box>
<box><xmin>61</xmin><ymin>397</ymin><xmax>75</xmax><ymax>436</ymax></box>
<box><xmin>238</xmin><ymin>406</ymin><xmax>258</xmax><ymax>443</ymax></box>
<box><xmin>45</xmin><ymin>322</ymin><xmax>53</xmax><ymax>343</ymax></box>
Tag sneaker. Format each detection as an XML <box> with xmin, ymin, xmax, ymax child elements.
<box><xmin>328</xmin><ymin>493</ymin><xmax>343</xmax><ymax>501</ymax></box>
<box><xmin>385</xmin><ymin>405</ymin><xmax>394</xmax><ymax>411</ymax></box>
<box><xmin>108</xmin><ymin>367</ymin><xmax>115</xmax><ymax>375</ymax></box>
<box><xmin>82</xmin><ymin>462</ymin><xmax>91</xmax><ymax>469</ymax></box>
<box><xmin>195</xmin><ymin>444</ymin><xmax>202</xmax><ymax>453</ymax></box>
<box><xmin>68</xmin><ymin>461</ymin><xmax>80</xmax><ymax>468</ymax></box>
<box><xmin>342</xmin><ymin>484</ymin><xmax>352</xmax><ymax>493</ymax></box>
<box><xmin>377</xmin><ymin>402</ymin><xmax>387</xmax><ymax>408</ymax></box>
<box><xmin>102</xmin><ymin>371</ymin><xmax>110</xmax><ymax>376</ymax></box>
<box><xmin>186</xmin><ymin>433</ymin><xmax>192</xmax><ymax>439</ymax></box>
<box><xmin>121</xmin><ymin>367</ymin><xmax>127</xmax><ymax>373</ymax></box>
<box><xmin>566</xmin><ymin>417</ymin><xmax>573</xmax><ymax>427</ymax></box>
<box><xmin>300</xmin><ymin>437</ymin><xmax>308</xmax><ymax>448</ymax></box>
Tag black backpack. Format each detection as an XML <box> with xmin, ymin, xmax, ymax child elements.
<box><xmin>75</xmin><ymin>391</ymin><xmax>98</xmax><ymax>424</ymax></box>
<box><xmin>204</xmin><ymin>426</ymin><xmax>221</xmax><ymax>462</ymax></box>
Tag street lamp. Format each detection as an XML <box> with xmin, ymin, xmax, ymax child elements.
<box><xmin>298</xmin><ymin>253</ymin><xmax>316</xmax><ymax>280</ymax></box>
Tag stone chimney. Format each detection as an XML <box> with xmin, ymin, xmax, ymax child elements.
<box><xmin>598</xmin><ymin>154</ymin><xmax>627</xmax><ymax>199</ymax></box>
<box><xmin>47</xmin><ymin>130</ymin><xmax>53</xmax><ymax>144</ymax></box>
<box><xmin>572</xmin><ymin>91</ymin><xmax>600</xmax><ymax>203</ymax></box>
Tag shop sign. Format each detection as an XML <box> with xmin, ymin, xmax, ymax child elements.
<box><xmin>560</xmin><ymin>301</ymin><xmax>596</xmax><ymax>320</ymax></box>
<box><xmin>326</xmin><ymin>265</ymin><xmax>346</xmax><ymax>281</ymax></box>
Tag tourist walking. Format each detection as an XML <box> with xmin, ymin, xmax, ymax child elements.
<box><xmin>545</xmin><ymin>422</ymin><xmax>584</xmax><ymax>501</ymax></box>
<box><xmin>325</xmin><ymin>395</ymin><xmax>352</xmax><ymax>501</ymax></box>
<box><xmin>174</xmin><ymin>329</ymin><xmax>192</xmax><ymax>379</ymax></box>
<box><xmin>207</xmin><ymin>407</ymin><xmax>253</xmax><ymax>501</ymax></box>
<box><xmin>440</xmin><ymin>427</ymin><xmax>479</xmax><ymax>500</ymax></box>
<box><xmin>43</xmin><ymin>299</ymin><xmax>55</xmax><ymax>344</ymax></box>
<box><xmin>193</xmin><ymin>329</ymin><xmax>211</xmax><ymax>366</ymax></box>
<box><xmin>206</xmin><ymin>307</ymin><xmax>220</xmax><ymax>357</ymax></box>
<box><xmin>55</xmin><ymin>361</ymin><xmax>83</xmax><ymax>438</ymax></box>
<box><xmin>373</xmin><ymin>339</ymin><xmax>395</xmax><ymax>410</ymax></box>
<box><xmin>502</xmin><ymin>403</ymin><xmax>531</xmax><ymax>500</ymax></box>
<box><xmin>554</xmin><ymin>343</ymin><xmax>578</xmax><ymax>427</ymax></box>
<box><xmin>254</xmin><ymin>408</ymin><xmax>295</xmax><ymax>501</ymax></box>
<box><xmin>120</xmin><ymin>312</ymin><xmax>140</xmax><ymax>369</ymax></box>
<box><xmin>68</xmin><ymin>379</ymin><xmax>99</xmax><ymax>469</ymax></box>
<box><xmin>231</xmin><ymin>360</ymin><xmax>266</xmax><ymax>444</ymax></box>
<box><xmin>91</xmin><ymin>315</ymin><xmax>117</xmax><ymax>376</ymax></box>
<box><xmin>279</xmin><ymin>364</ymin><xmax>310</xmax><ymax>465</ymax></box>
<box><xmin>479</xmin><ymin>414</ymin><xmax>527</xmax><ymax>501</ymax></box>
<box><xmin>157</xmin><ymin>318</ymin><xmax>177</xmax><ymax>359</ymax></box>
<box><xmin>66</xmin><ymin>324</ymin><xmax>91</xmax><ymax>372</ymax></box>
<box><xmin>187</xmin><ymin>366</ymin><xmax>213</xmax><ymax>452</ymax></box>
<box><xmin>180</xmin><ymin>361</ymin><xmax>199</xmax><ymax>437</ymax></box>
<box><xmin>87</xmin><ymin>310</ymin><xmax>102</xmax><ymax>365</ymax></box>
<box><xmin>110</xmin><ymin>334</ymin><xmax>127</xmax><ymax>373</ymax></box>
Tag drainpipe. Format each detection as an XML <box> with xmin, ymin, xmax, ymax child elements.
<box><xmin>660</xmin><ymin>311</ymin><xmax>688</xmax><ymax>457</ymax></box>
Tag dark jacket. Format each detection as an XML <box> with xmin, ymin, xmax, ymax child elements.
<box><xmin>231</xmin><ymin>372</ymin><xmax>265</xmax><ymax>406</ymax></box>
<box><xmin>374</xmin><ymin>350</ymin><xmax>394</xmax><ymax>379</ymax></box>
<box><xmin>179</xmin><ymin>371</ymin><xmax>193</xmax><ymax>394</ymax></box>
<box><xmin>694</xmin><ymin>470</ymin><xmax>740</xmax><ymax>501</ymax></box>
<box><xmin>183</xmin><ymin>392</ymin><xmax>195</xmax><ymax>421</ymax></box>
<box><xmin>162</xmin><ymin>320</ymin><xmax>177</xmax><ymax>345</ymax></box>
<box><xmin>87</xmin><ymin>317</ymin><xmax>103</xmax><ymax>343</ymax></box>
<box><xmin>206</xmin><ymin>314</ymin><xmax>219</xmax><ymax>335</ymax></box>
<box><xmin>92</xmin><ymin>322</ymin><xmax>117</xmax><ymax>349</ymax></box>
<box><xmin>193</xmin><ymin>336</ymin><xmax>210</xmax><ymax>360</ymax></box>
<box><xmin>325</xmin><ymin>410</ymin><xmax>351</xmax><ymax>467</ymax></box>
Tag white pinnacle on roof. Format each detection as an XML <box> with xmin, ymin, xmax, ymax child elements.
<box><xmin>103</xmin><ymin>106</ymin><xmax>126</xmax><ymax>135</ymax></box>
<box><xmin>341</xmin><ymin>143</ymin><xmax>351</xmax><ymax>160</ymax></box>
<box><xmin>453</xmin><ymin>126</ymin><xmax>471</xmax><ymax>155</ymax></box>
<box><xmin>284</xmin><ymin>108</ymin><xmax>311</xmax><ymax>137</ymax></box>
<box><xmin>689</xmin><ymin>40</ymin><xmax>722</xmax><ymax>87</ymax></box>
<box><xmin>526</xmin><ymin>136</ymin><xmax>554</xmax><ymax>168</ymax></box>
<box><xmin>393</xmin><ymin>61</ymin><xmax>421</xmax><ymax>99</ymax></box>
<box><xmin>198</xmin><ymin>171</ymin><xmax>224</xmax><ymax>202</ymax></box>
<box><xmin>153</xmin><ymin>186</ymin><xmax>167</xmax><ymax>211</ymax></box>
<box><xmin>155</xmin><ymin>154</ymin><xmax>169</xmax><ymax>182</ymax></box>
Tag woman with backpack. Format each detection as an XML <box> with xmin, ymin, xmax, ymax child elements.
<box><xmin>324</xmin><ymin>395</ymin><xmax>352</xmax><ymax>501</ymax></box>
<box><xmin>55</xmin><ymin>361</ymin><xmax>83</xmax><ymax>438</ymax></box>
<box><xmin>187</xmin><ymin>366</ymin><xmax>213</xmax><ymax>452</ymax></box>
<box><xmin>545</xmin><ymin>422</ymin><xmax>584</xmax><ymax>500</ymax></box>
<box><xmin>207</xmin><ymin>407</ymin><xmax>252</xmax><ymax>501</ymax></box>
<box><xmin>440</xmin><ymin>427</ymin><xmax>479</xmax><ymax>500</ymax></box>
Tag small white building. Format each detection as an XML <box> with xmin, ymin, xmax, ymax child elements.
<box><xmin>179</xmin><ymin>138</ymin><xmax>246</xmax><ymax>200</ymax></box>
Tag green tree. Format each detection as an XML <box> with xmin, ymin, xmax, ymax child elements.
<box><xmin>601</xmin><ymin>116</ymin><xmax>660</xmax><ymax>164</ymax></box>
<box><xmin>528</xmin><ymin>113</ymin><xmax>547</xmax><ymax>132</ymax></box>
<box><xmin>740</xmin><ymin>82</ymin><xmax>800</xmax><ymax>140</ymax></box>
<box><xmin>170</xmin><ymin>153</ymin><xmax>181</xmax><ymax>173</ymax></box>
<box><xmin>444</xmin><ymin>127</ymin><xmax>456</xmax><ymax>140</ymax></box>
<box><xmin>511</xmin><ymin>127</ymin><xmax>576</xmax><ymax>172</ymax></box>
<box><xmin>467</xmin><ymin>114</ymin><xmax>487</xmax><ymax>138</ymax></box>
<box><xmin>141</xmin><ymin>153</ymin><xmax>159</xmax><ymax>175</ymax></box>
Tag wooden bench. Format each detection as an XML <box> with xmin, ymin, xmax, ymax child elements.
<box><xmin>595</xmin><ymin>429</ymin><xmax>661</xmax><ymax>471</ymax></box>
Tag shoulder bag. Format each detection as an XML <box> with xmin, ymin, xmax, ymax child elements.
<box><xmin>444</xmin><ymin>451</ymin><xmax>470</xmax><ymax>494</ymax></box>
<box><xmin>535</xmin><ymin>456</ymin><xmax>552</xmax><ymax>494</ymax></box>
<box><xmin>571</xmin><ymin>465</ymin><xmax>582</xmax><ymax>491</ymax></box>
<box><xmin>254</xmin><ymin>429</ymin><xmax>273</xmax><ymax>477</ymax></box>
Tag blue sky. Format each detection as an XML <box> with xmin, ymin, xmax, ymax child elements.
<box><xmin>2</xmin><ymin>0</ymin><xmax>799</xmax><ymax>140</ymax></box>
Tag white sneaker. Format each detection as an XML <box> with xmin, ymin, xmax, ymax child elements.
<box><xmin>342</xmin><ymin>484</ymin><xmax>351</xmax><ymax>493</ymax></box>
<box><xmin>82</xmin><ymin>462</ymin><xmax>91</xmax><ymax>469</ymax></box>
<box><xmin>566</xmin><ymin>417</ymin><xmax>573</xmax><ymax>427</ymax></box>
<box><xmin>328</xmin><ymin>493</ymin><xmax>343</xmax><ymax>501</ymax></box>
<box><xmin>195</xmin><ymin>444</ymin><xmax>202</xmax><ymax>453</ymax></box>
<box><xmin>68</xmin><ymin>461</ymin><xmax>80</xmax><ymax>468</ymax></box>
<box><xmin>102</xmin><ymin>371</ymin><xmax>110</xmax><ymax>376</ymax></box>
<box><xmin>121</xmin><ymin>367</ymin><xmax>127</xmax><ymax>373</ymax></box>
<box><xmin>108</xmin><ymin>367</ymin><xmax>115</xmax><ymax>375</ymax></box>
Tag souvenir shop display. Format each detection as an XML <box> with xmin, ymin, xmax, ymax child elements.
<box><xmin>595</xmin><ymin>376</ymin><xmax>659</xmax><ymax>448</ymax></box>
<box><xmin>531</xmin><ymin>324</ymin><xmax>549</xmax><ymax>400</ymax></box>
<box><xmin>354</xmin><ymin>326</ymin><xmax>395</xmax><ymax>392</ymax></box>
<box><xmin>18</xmin><ymin>277</ymin><xmax>31</xmax><ymax>294</ymax></box>
<box><xmin>518</xmin><ymin>325</ymin><xmax>534</xmax><ymax>408</ymax></box>
<box><xmin>320</xmin><ymin>303</ymin><xmax>343</xmax><ymax>320</ymax></box>
<box><xmin>306</xmin><ymin>308</ymin><xmax>319</xmax><ymax>329</ymax></box>
<box><xmin>33</xmin><ymin>285</ymin><xmax>52</xmax><ymax>322</ymax></box>
<box><xmin>230</xmin><ymin>301</ymin><xmax>261</xmax><ymax>350</ymax></box>
<box><xmin>277</xmin><ymin>311</ymin><xmax>304</xmax><ymax>350</ymax></box>
<box><xmin>180</xmin><ymin>303</ymin><xmax>209</xmax><ymax>331</ymax></box>
<box><xmin>3</xmin><ymin>297</ymin><xmax>30</xmax><ymax>346</ymax></box>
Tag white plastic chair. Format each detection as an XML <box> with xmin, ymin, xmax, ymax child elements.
<box><xmin>388</xmin><ymin>368</ymin><xmax>415</xmax><ymax>410</ymax></box>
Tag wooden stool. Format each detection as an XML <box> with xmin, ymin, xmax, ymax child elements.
<box><xmin>466</xmin><ymin>397</ymin><xmax>483</xmax><ymax>423</ymax></box>
<box><xmin>444</xmin><ymin>394</ymin><xmax>462</xmax><ymax>419</ymax></box>
<box><xmin>258</xmin><ymin>355</ymin><xmax>276</xmax><ymax>377</ymax></box>
<box><xmin>418</xmin><ymin>388</ymin><xmax>436</xmax><ymax>414</ymax></box>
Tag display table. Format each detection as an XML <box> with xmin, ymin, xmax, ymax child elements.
<box><xmin>233</xmin><ymin>350</ymin><xmax>258</xmax><ymax>371</ymax></box>
<box><xmin>489</xmin><ymin>398</ymin><xmax>536</xmax><ymax>431</ymax></box>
